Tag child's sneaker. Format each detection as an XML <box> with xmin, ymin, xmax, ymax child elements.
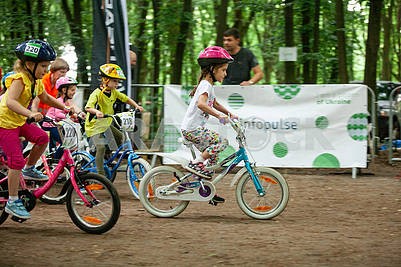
<box><xmin>184</xmin><ymin>162</ymin><xmax>213</xmax><ymax>179</ymax></box>
<box><xmin>209</xmin><ymin>194</ymin><xmax>225</xmax><ymax>206</ymax></box>
<box><xmin>212</xmin><ymin>194</ymin><xmax>225</xmax><ymax>203</ymax></box>
<box><xmin>5</xmin><ymin>199</ymin><xmax>31</xmax><ymax>219</ymax></box>
<box><xmin>22</xmin><ymin>166</ymin><xmax>48</xmax><ymax>181</ymax></box>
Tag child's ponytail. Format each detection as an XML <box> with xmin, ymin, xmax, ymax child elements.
<box><xmin>189</xmin><ymin>67</ymin><xmax>209</xmax><ymax>97</ymax></box>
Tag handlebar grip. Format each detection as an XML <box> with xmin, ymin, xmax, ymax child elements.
<box><xmin>26</xmin><ymin>117</ymin><xmax>36</xmax><ymax>124</ymax></box>
<box><xmin>26</xmin><ymin>115</ymin><xmax>53</xmax><ymax>124</ymax></box>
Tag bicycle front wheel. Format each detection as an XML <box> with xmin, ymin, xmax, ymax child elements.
<box><xmin>126</xmin><ymin>158</ymin><xmax>151</xmax><ymax>199</ymax></box>
<box><xmin>139</xmin><ymin>166</ymin><xmax>189</xmax><ymax>218</ymax></box>
<box><xmin>66</xmin><ymin>173</ymin><xmax>121</xmax><ymax>234</ymax></box>
<box><xmin>236</xmin><ymin>167</ymin><xmax>289</xmax><ymax>220</ymax></box>
<box><xmin>40</xmin><ymin>166</ymin><xmax>70</xmax><ymax>205</ymax></box>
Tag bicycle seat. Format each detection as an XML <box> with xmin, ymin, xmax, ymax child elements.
<box><xmin>178</xmin><ymin>136</ymin><xmax>196</xmax><ymax>160</ymax></box>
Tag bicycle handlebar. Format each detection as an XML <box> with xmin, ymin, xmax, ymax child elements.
<box><xmin>94</xmin><ymin>108</ymin><xmax>141</xmax><ymax>120</ymax></box>
<box><xmin>26</xmin><ymin>115</ymin><xmax>54</xmax><ymax>125</ymax></box>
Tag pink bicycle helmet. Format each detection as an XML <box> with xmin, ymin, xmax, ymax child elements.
<box><xmin>197</xmin><ymin>46</ymin><xmax>233</xmax><ymax>68</ymax></box>
<box><xmin>56</xmin><ymin>76</ymin><xmax>78</xmax><ymax>91</ymax></box>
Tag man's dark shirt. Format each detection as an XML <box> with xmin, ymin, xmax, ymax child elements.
<box><xmin>223</xmin><ymin>48</ymin><xmax>259</xmax><ymax>85</ymax></box>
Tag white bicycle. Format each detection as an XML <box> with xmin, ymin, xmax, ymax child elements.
<box><xmin>138</xmin><ymin>118</ymin><xmax>289</xmax><ymax>219</ymax></box>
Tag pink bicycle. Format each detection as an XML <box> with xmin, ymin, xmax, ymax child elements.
<box><xmin>0</xmin><ymin>116</ymin><xmax>121</xmax><ymax>234</ymax></box>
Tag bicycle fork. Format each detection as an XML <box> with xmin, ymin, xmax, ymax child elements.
<box><xmin>244</xmin><ymin>162</ymin><xmax>265</xmax><ymax>197</ymax></box>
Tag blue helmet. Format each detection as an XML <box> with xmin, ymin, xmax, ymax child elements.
<box><xmin>14</xmin><ymin>39</ymin><xmax>56</xmax><ymax>63</ymax></box>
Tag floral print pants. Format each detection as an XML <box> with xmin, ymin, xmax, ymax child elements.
<box><xmin>181</xmin><ymin>126</ymin><xmax>228</xmax><ymax>166</ymax></box>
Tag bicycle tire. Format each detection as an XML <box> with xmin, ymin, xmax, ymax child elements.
<box><xmin>236</xmin><ymin>167</ymin><xmax>289</xmax><ymax>220</ymax></box>
<box><xmin>126</xmin><ymin>158</ymin><xmax>151</xmax><ymax>199</ymax></box>
<box><xmin>66</xmin><ymin>172</ymin><xmax>121</xmax><ymax>234</ymax></box>
<box><xmin>73</xmin><ymin>151</ymin><xmax>117</xmax><ymax>182</ymax></box>
<box><xmin>72</xmin><ymin>151</ymin><xmax>95</xmax><ymax>171</ymax></box>
<box><xmin>0</xmin><ymin>181</ymin><xmax>9</xmax><ymax>224</ymax></box>
<box><xmin>40</xmin><ymin>165</ymin><xmax>71</xmax><ymax>205</ymax></box>
<box><xmin>139</xmin><ymin>166</ymin><xmax>189</xmax><ymax>218</ymax></box>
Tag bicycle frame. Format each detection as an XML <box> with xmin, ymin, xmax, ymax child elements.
<box><xmin>78</xmin><ymin>130</ymin><xmax>141</xmax><ymax>175</ymax></box>
<box><xmin>165</xmin><ymin>119</ymin><xmax>266</xmax><ymax>197</ymax></box>
<box><xmin>78</xmin><ymin>111</ymin><xmax>142</xmax><ymax>176</ymax></box>
<box><xmin>209</xmin><ymin>147</ymin><xmax>265</xmax><ymax>196</ymax></box>
<box><xmin>0</xmin><ymin>142</ymin><xmax>94</xmax><ymax>207</ymax></box>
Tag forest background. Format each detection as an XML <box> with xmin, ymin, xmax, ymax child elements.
<box><xmin>0</xmin><ymin>0</ymin><xmax>399</xmax><ymax>98</ymax></box>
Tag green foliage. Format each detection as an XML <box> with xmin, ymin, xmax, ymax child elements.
<box><xmin>0</xmin><ymin>0</ymin><xmax>399</xmax><ymax>86</ymax></box>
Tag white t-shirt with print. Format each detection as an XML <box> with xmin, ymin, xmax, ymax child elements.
<box><xmin>181</xmin><ymin>80</ymin><xmax>215</xmax><ymax>131</ymax></box>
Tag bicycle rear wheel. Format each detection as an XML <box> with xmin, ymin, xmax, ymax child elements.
<box><xmin>139</xmin><ymin>166</ymin><xmax>189</xmax><ymax>218</ymax></box>
<box><xmin>0</xmin><ymin>181</ymin><xmax>9</xmax><ymax>225</ymax></box>
<box><xmin>73</xmin><ymin>151</ymin><xmax>116</xmax><ymax>182</ymax></box>
<box><xmin>126</xmin><ymin>158</ymin><xmax>151</xmax><ymax>199</ymax></box>
<box><xmin>66</xmin><ymin>172</ymin><xmax>121</xmax><ymax>234</ymax></box>
<box><xmin>236</xmin><ymin>167</ymin><xmax>289</xmax><ymax>220</ymax></box>
<box><xmin>72</xmin><ymin>151</ymin><xmax>95</xmax><ymax>171</ymax></box>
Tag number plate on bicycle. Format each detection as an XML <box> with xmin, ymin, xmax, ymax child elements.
<box><xmin>117</xmin><ymin>112</ymin><xmax>135</xmax><ymax>131</ymax></box>
<box><xmin>58</xmin><ymin>119</ymin><xmax>81</xmax><ymax>150</ymax></box>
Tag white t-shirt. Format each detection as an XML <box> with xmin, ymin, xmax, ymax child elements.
<box><xmin>181</xmin><ymin>80</ymin><xmax>215</xmax><ymax>131</ymax></box>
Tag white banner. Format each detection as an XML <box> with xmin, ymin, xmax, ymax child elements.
<box><xmin>163</xmin><ymin>84</ymin><xmax>368</xmax><ymax>168</ymax></box>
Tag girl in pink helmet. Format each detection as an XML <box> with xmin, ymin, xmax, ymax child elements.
<box><xmin>180</xmin><ymin>46</ymin><xmax>237</xmax><ymax>204</ymax></box>
<box><xmin>42</xmin><ymin>76</ymin><xmax>84</xmax><ymax>158</ymax></box>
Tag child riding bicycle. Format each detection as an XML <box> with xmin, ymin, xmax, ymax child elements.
<box><xmin>84</xmin><ymin>63</ymin><xmax>143</xmax><ymax>176</ymax></box>
<box><xmin>181</xmin><ymin>46</ymin><xmax>238</xmax><ymax>203</ymax></box>
<box><xmin>42</xmin><ymin>76</ymin><xmax>85</xmax><ymax>159</ymax></box>
<box><xmin>0</xmin><ymin>39</ymin><xmax>75</xmax><ymax>219</ymax></box>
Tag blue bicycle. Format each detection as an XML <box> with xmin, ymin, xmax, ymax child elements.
<box><xmin>138</xmin><ymin>117</ymin><xmax>289</xmax><ymax>219</ymax></box>
<box><xmin>72</xmin><ymin>110</ymin><xmax>150</xmax><ymax>199</ymax></box>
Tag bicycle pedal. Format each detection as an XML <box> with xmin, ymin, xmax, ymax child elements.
<box><xmin>11</xmin><ymin>216</ymin><xmax>27</xmax><ymax>223</ymax></box>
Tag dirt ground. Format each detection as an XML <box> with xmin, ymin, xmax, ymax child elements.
<box><xmin>1</xmin><ymin>152</ymin><xmax>401</xmax><ymax>267</ymax></box>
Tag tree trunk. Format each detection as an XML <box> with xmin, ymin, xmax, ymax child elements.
<box><xmin>61</xmin><ymin>0</ymin><xmax>88</xmax><ymax>83</ymax></box>
<box><xmin>255</xmin><ymin>12</ymin><xmax>276</xmax><ymax>84</ymax></box>
<box><xmin>335</xmin><ymin>0</ymin><xmax>348</xmax><ymax>83</ymax></box>
<box><xmin>214</xmin><ymin>0</ymin><xmax>228</xmax><ymax>47</ymax></box>
<box><xmin>171</xmin><ymin>0</ymin><xmax>193</xmax><ymax>84</ymax></box>
<box><xmin>136</xmin><ymin>0</ymin><xmax>150</xmax><ymax>84</ymax></box>
<box><xmin>396</xmin><ymin>0</ymin><xmax>401</xmax><ymax>81</ymax></box>
<box><xmin>152</xmin><ymin>0</ymin><xmax>161</xmax><ymax>84</ymax></box>
<box><xmin>363</xmin><ymin>0</ymin><xmax>384</xmax><ymax>92</ymax></box>
<box><xmin>284</xmin><ymin>0</ymin><xmax>296</xmax><ymax>83</ymax></box>
<box><xmin>301</xmin><ymin>0</ymin><xmax>312</xmax><ymax>83</ymax></box>
<box><xmin>311</xmin><ymin>0</ymin><xmax>320</xmax><ymax>83</ymax></box>
<box><xmin>381</xmin><ymin>0</ymin><xmax>393</xmax><ymax>80</ymax></box>
<box><xmin>233</xmin><ymin>0</ymin><xmax>243</xmax><ymax>33</ymax></box>
<box><xmin>24</xmin><ymin>0</ymin><xmax>34</xmax><ymax>37</ymax></box>
<box><xmin>37</xmin><ymin>0</ymin><xmax>45</xmax><ymax>39</ymax></box>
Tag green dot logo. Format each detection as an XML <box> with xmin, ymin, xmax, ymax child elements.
<box><xmin>273</xmin><ymin>142</ymin><xmax>288</xmax><ymax>158</ymax></box>
<box><xmin>315</xmin><ymin>116</ymin><xmax>329</xmax><ymax>129</ymax></box>
<box><xmin>347</xmin><ymin>113</ymin><xmax>368</xmax><ymax>141</ymax></box>
<box><xmin>313</xmin><ymin>153</ymin><xmax>340</xmax><ymax>168</ymax></box>
<box><xmin>227</xmin><ymin>93</ymin><xmax>245</xmax><ymax>110</ymax></box>
<box><xmin>273</xmin><ymin>85</ymin><xmax>301</xmax><ymax>100</ymax></box>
